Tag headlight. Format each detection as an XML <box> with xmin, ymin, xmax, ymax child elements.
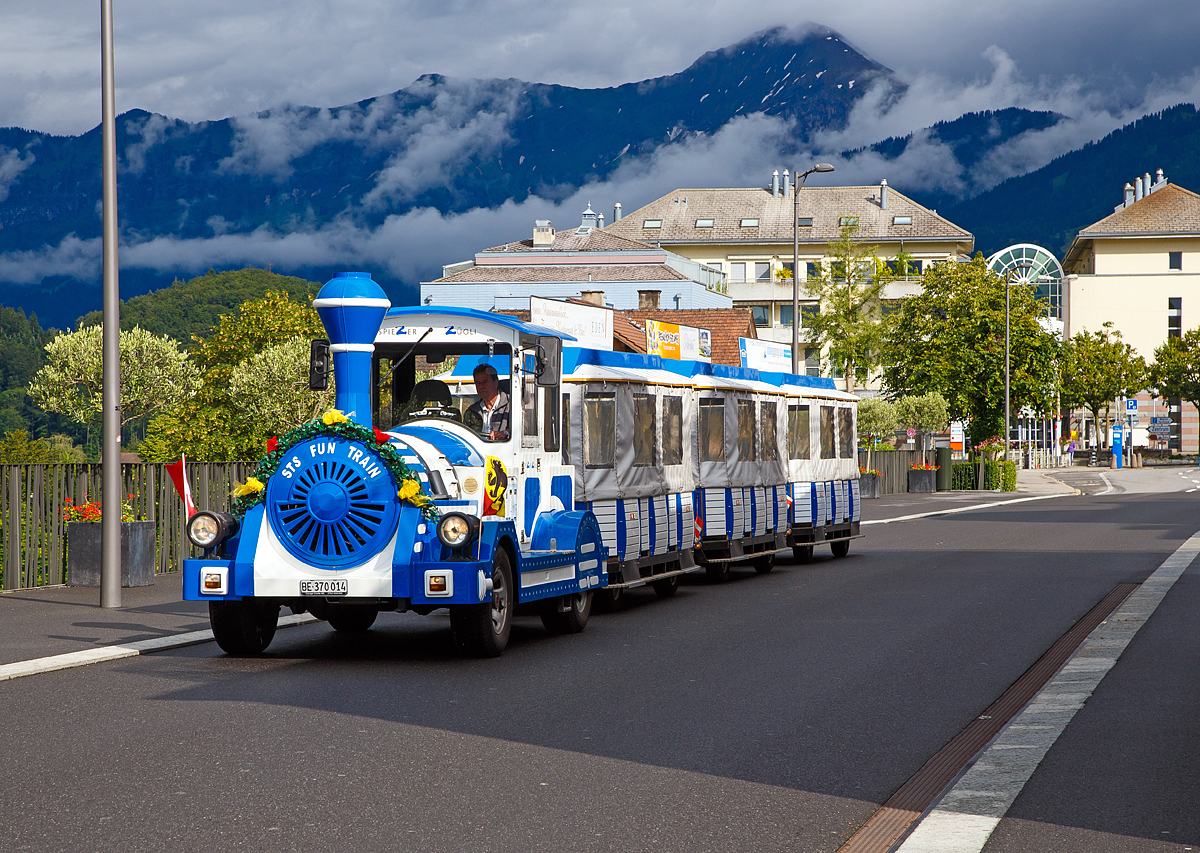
<box><xmin>436</xmin><ymin>512</ymin><xmax>479</xmax><ymax>549</ymax></box>
<box><xmin>187</xmin><ymin>511</ymin><xmax>238</xmax><ymax>550</ymax></box>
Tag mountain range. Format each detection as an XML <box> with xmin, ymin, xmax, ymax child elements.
<box><xmin>0</xmin><ymin>23</ymin><xmax>1193</xmax><ymax>329</ymax></box>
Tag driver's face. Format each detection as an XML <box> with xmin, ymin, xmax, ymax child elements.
<box><xmin>474</xmin><ymin>371</ymin><xmax>497</xmax><ymax>395</ymax></box>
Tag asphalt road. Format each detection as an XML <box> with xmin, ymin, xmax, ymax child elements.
<box><xmin>3</xmin><ymin>491</ymin><xmax>1199</xmax><ymax>852</ymax></box>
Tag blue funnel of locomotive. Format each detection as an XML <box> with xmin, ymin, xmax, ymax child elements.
<box><xmin>312</xmin><ymin>272</ymin><xmax>391</xmax><ymax>427</ymax></box>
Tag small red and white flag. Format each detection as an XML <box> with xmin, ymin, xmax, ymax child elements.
<box><xmin>694</xmin><ymin>516</ymin><xmax>703</xmax><ymax>540</ymax></box>
<box><xmin>165</xmin><ymin>456</ymin><xmax>197</xmax><ymax>518</ymax></box>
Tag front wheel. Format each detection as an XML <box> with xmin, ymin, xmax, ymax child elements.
<box><xmin>792</xmin><ymin>545</ymin><xmax>814</xmax><ymax>564</ymax></box>
<box><xmin>450</xmin><ymin>548</ymin><xmax>514</xmax><ymax>657</ymax></box>
<box><xmin>327</xmin><ymin>604</ymin><xmax>378</xmax><ymax>633</ymax></box>
<box><xmin>652</xmin><ymin>573</ymin><xmax>680</xmax><ymax>598</ymax></box>
<box><xmin>541</xmin><ymin>590</ymin><xmax>593</xmax><ymax>634</ymax></box>
<box><xmin>830</xmin><ymin>539</ymin><xmax>851</xmax><ymax>558</ymax></box>
<box><xmin>209</xmin><ymin>600</ymin><xmax>280</xmax><ymax>656</ymax></box>
<box><xmin>752</xmin><ymin>553</ymin><xmax>776</xmax><ymax>574</ymax></box>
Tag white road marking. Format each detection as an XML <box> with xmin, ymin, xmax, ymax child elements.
<box><xmin>896</xmin><ymin>531</ymin><xmax>1200</xmax><ymax>853</ymax></box>
<box><xmin>1097</xmin><ymin>472</ymin><xmax>1114</xmax><ymax>495</ymax></box>
<box><xmin>0</xmin><ymin>613</ymin><xmax>318</xmax><ymax>683</ymax></box>
<box><xmin>862</xmin><ymin>494</ymin><xmax>1067</xmax><ymax>526</ymax></box>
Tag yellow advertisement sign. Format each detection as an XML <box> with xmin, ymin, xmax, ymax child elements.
<box><xmin>645</xmin><ymin>320</ymin><xmax>712</xmax><ymax>362</ymax></box>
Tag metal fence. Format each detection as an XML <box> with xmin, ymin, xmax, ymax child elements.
<box><xmin>857</xmin><ymin>450</ymin><xmax>924</xmax><ymax>495</ymax></box>
<box><xmin>0</xmin><ymin>462</ymin><xmax>251</xmax><ymax>591</ymax></box>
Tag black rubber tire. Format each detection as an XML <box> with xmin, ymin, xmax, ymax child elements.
<box><xmin>752</xmin><ymin>553</ymin><xmax>776</xmax><ymax>574</ymax></box>
<box><xmin>594</xmin><ymin>586</ymin><xmax>625</xmax><ymax>611</ymax></box>
<box><xmin>792</xmin><ymin>545</ymin><xmax>814</xmax><ymax>564</ymax></box>
<box><xmin>327</xmin><ymin>604</ymin><xmax>378</xmax><ymax>633</ymax></box>
<box><xmin>705</xmin><ymin>562</ymin><xmax>731</xmax><ymax>582</ymax></box>
<box><xmin>652</xmin><ymin>573</ymin><xmax>680</xmax><ymax>598</ymax></box>
<box><xmin>450</xmin><ymin>548</ymin><xmax>513</xmax><ymax>657</ymax></box>
<box><xmin>540</xmin><ymin>590</ymin><xmax>593</xmax><ymax>634</ymax></box>
<box><xmin>831</xmin><ymin>539</ymin><xmax>851</xmax><ymax>558</ymax></box>
<box><xmin>209</xmin><ymin>600</ymin><xmax>280</xmax><ymax>656</ymax></box>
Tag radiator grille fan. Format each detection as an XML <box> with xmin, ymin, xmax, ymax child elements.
<box><xmin>265</xmin><ymin>440</ymin><xmax>400</xmax><ymax>569</ymax></box>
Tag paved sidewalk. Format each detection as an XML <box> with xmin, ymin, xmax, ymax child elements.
<box><xmin>861</xmin><ymin>468</ymin><xmax>1078</xmax><ymax>523</ymax></box>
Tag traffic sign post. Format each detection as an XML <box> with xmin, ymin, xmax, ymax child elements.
<box><xmin>1113</xmin><ymin>423</ymin><xmax>1124</xmax><ymax>469</ymax></box>
<box><xmin>1126</xmin><ymin>399</ymin><xmax>1138</xmax><ymax>412</ymax></box>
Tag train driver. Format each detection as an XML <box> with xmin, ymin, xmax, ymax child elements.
<box><xmin>466</xmin><ymin>363</ymin><xmax>510</xmax><ymax>441</ymax></box>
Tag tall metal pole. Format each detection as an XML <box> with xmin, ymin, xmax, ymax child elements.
<box><xmin>1004</xmin><ymin>271</ymin><xmax>1011</xmax><ymax>467</ymax></box>
<box><xmin>100</xmin><ymin>0</ymin><xmax>122</xmax><ymax>608</ymax></box>
<box><xmin>792</xmin><ymin>177</ymin><xmax>800</xmax><ymax>375</ymax></box>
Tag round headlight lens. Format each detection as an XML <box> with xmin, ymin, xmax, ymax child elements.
<box><xmin>188</xmin><ymin>513</ymin><xmax>220</xmax><ymax>548</ymax></box>
<box><xmin>437</xmin><ymin>513</ymin><xmax>477</xmax><ymax>548</ymax></box>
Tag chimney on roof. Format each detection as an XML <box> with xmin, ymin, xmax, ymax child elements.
<box><xmin>613</xmin><ymin>202</ymin><xmax>622</xmax><ymax>222</ymax></box>
<box><xmin>772</xmin><ymin>170</ymin><xmax>780</xmax><ymax>197</ymax></box>
<box><xmin>598</xmin><ymin>212</ymin><xmax>605</xmax><ymax>229</ymax></box>
<box><xmin>1135</xmin><ymin>176</ymin><xmax>1144</xmax><ymax>201</ymax></box>
<box><xmin>1144</xmin><ymin>172</ymin><xmax>1152</xmax><ymax>195</ymax></box>
<box><xmin>1156</xmin><ymin>168</ymin><xmax>1166</xmax><ymax>189</ymax></box>
<box><xmin>580</xmin><ymin>290</ymin><xmax>605</xmax><ymax>306</ymax></box>
<box><xmin>580</xmin><ymin>204</ymin><xmax>599</xmax><ymax>230</ymax></box>
<box><xmin>638</xmin><ymin>290</ymin><xmax>661</xmax><ymax>310</ymax></box>
<box><xmin>783</xmin><ymin>169</ymin><xmax>792</xmax><ymax>196</ymax></box>
<box><xmin>880</xmin><ymin>179</ymin><xmax>889</xmax><ymax>210</ymax></box>
<box><xmin>1124</xmin><ymin>183</ymin><xmax>1135</xmax><ymax>207</ymax></box>
<box><xmin>533</xmin><ymin>219</ymin><xmax>554</xmax><ymax>247</ymax></box>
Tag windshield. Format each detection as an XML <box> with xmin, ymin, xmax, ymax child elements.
<box><xmin>375</xmin><ymin>345</ymin><xmax>513</xmax><ymax>443</ymax></box>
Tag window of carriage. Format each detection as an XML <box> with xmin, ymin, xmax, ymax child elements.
<box><xmin>838</xmin><ymin>407</ymin><xmax>855</xmax><ymax>458</ymax></box>
<box><xmin>737</xmin><ymin>399</ymin><xmax>756</xmax><ymax>461</ymax></box>
<box><xmin>583</xmin><ymin>392</ymin><xmax>615</xmax><ymax>468</ymax></box>
<box><xmin>561</xmin><ymin>393</ymin><xmax>571</xmax><ymax>465</ymax></box>
<box><xmin>522</xmin><ymin>369</ymin><xmax>538</xmax><ymax>437</ymax></box>
<box><xmin>699</xmin><ymin>398</ymin><xmax>725</xmax><ymax>463</ymax></box>
<box><xmin>633</xmin><ymin>393</ymin><xmax>657</xmax><ymax>466</ymax></box>
<box><xmin>820</xmin><ymin>405</ymin><xmax>836</xmax><ymax>459</ymax></box>
<box><xmin>760</xmin><ymin>401</ymin><xmax>778</xmax><ymax>461</ymax></box>
<box><xmin>788</xmin><ymin>404</ymin><xmax>810</xmax><ymax>459</ymax></box>
<box><xmin>544</xmin><ymin>385</ymin><xmax>560</xmax><ymax>453</ymax></box>
<box><xmin>663</xmin><ymin>395</ymin><xmax>684</xmax><ymax>465</ymax></box>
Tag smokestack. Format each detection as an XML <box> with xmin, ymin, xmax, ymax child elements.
<box><xmin>598</xmin><ymin>212</ymin><xmax>604</xmax><ymax>229</ymax></box>
<box><xmin>1144</xmin><ymin>172</ymin><xmax>1152</xmax><ymax>195</ymax></box>
<box><xmin>1135</xmin><ymin>176</ymin><xmax>1144</xmax><ymax>200</ymax></box>
<box><xmin>783</xmin><ymin>169</ymin><xmax>792</xmax><ymax>196</ymax></box>
<box><xmin>580</xmin><ymin>290</ymin><xmax>605</xmax><ymax>306</ymax></box>
<box><xmin>533</xmin><ymin>219</ymin><xmax>554</xmax><ymax>247</ymax></box>
<box><xmin>313</xmin><ymin>272</ymin><xmax>391</xmax><ymax>428</ymax></box>
<box><xmin>880</xmin><ymin>179</ymin><xmax>889</xmax><ymax>210</ymax></box>
<box><xmin>771</xmin><ymin>170</ymin><xmax>780</xmax><ymax>197</ymax></box>
<box><xmin>613</xmin><ymin>202</ymin><xmax>622</xmax><ymax>222</ymax></box>
<box><xmin>638</xmin><ymin>290</ymin><xmax>661</xmax><ymax>311</ymax></box>
<box><xmin>1156</xmin><ymin>168</ymin><xmax>1166</xmax><ymax>189</ymax></box>
<box><xmin>1124</xmin><ymin>183</ymin><xmax>1135</xmax><ymax>207</ymax></box>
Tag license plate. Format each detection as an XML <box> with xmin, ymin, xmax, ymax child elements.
<box><xmin>299</xmin><ymin>579</ymin><xmax>348</xmax><ymax>596</ymax></box>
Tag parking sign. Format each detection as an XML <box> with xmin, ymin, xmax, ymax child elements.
<box><xmin>1126</xmin><ymin>399</ymin><xmax>1138</xmax><ymax>412</ymax></box>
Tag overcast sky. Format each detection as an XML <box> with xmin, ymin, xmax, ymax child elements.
<box><xmin>3</xmin><ymin>0</ymin><xmax>1199</xmax><ymax>136</ymax></box>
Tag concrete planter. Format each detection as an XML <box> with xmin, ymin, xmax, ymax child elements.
<box><xmin>907</xmin><ymin>469</ymin><xmax>937</xmax><ymax>494</ymax></box>
<box><xmin>859</xmin><ymin>472</ymin><xmax>882</xmax><ymax>498</ymax></box>
<box><xmin>67</xmin><ymin>520</ymin><xmax>156</xmax><ymax>587</ymax></box>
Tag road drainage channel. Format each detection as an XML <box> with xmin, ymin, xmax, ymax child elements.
<box><xmin>835</xmin><ymin>582</ymin><xmax>1140</xmax><ymax>853</ymax></box>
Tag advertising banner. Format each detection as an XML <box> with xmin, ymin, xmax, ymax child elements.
<box><xmin>739</xmin><ymin>337</ymin><xmax>793</xmax><ymax>372</ymax></box>
<box><xmin>646</xmin><ymin>320</ymin><xmax>711</xmax><ymax>362</ymax></box>
<box><xmin>530</xmin><ymin>296</ymin><xmax>613</xmax><ymax>350</ymax></box>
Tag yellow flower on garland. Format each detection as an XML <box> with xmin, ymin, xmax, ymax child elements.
<box><xmin>322</xmin><ymin>408</ymin><xmax>349</xmax><ymax>426</ymax></box>
<box><xmin>232</xmin><ymin>476</ymin><xmax>265</xmax><ymax>497</ymax></box>
<box><xmin>397</xmin><ymin>478</ymin><xmax>432</xmax><ymax>509</ymax></box>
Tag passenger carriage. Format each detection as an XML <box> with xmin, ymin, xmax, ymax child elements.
<box><xmin>181</xmin><ymin>273</ymin><xmax>860</xmax><ymax>658</ymax></box>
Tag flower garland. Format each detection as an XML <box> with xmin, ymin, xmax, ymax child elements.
<box><xmin>231</xmin><ymin>409</ymin><xmax>440</xmax><ymax>520</ymax></box>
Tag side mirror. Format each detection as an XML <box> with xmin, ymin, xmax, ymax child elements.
<box><xmin>309</xmin><ymin>339</ymin><xmax>330</xmax><ymax>390</ymax></box>
<box><xmin>535</xmin><ymin>336</ymin><xmax>562</xmax><ymax>387</ymax></box>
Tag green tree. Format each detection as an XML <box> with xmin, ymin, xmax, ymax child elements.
<box><xmin>882</xmin><ymin>254</ymin><xmax>1059</xmax><ymax>445</ymax></box>
<box><xmin>1060</xmin><ymin>323</ymin><xmax>1147</xmax><ymax>448</ymax></box>
<box><xmin>29</xmin><ymin>325</ymin><xmax>201</xmax><ymax>428</ymax></box>
<box><xmin>227</xmin><ymin>337</ymin><xmax>336</xmax><ymax>437</ymax></box>
<box><xmin>0</xmin><ymin>430</ymin><xmax>54</xmax><ymax>463</ymax></box>
<box><xmin>140</xmin><ymin>291</ymin><xmax>327</xmax><ymax>462</ymax></box>
<box><xmin>794</xmin><ymin>223</ymin><xmax>895</xmax><ymax>392</ymax></box>
<box><xmin>1148</xmin><ymin>328</ymin><xmax>1200</xmax><ymax>439</ymax></box>
<box><xmin>857</xmin><ymin>397</ymin><xmax>898</xmax><ymax>471</ymax></box>
<box><xmin>895</xmin><ymin>392</ymin><xmax>951</xmax><ymax>464</ymax></box>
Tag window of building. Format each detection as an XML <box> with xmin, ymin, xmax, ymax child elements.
<box><xmin>780</xmin><ymin>261</ymin><xmax>794</xmax><ymax>280</ymax></box>
<box><xmin>750</xmin><ymin>305</ymin><xmax>771</xmax><ymax>327</ymax></box>
<box><xmin>788</xmin><ymin>405</ymin><xmax>810</xmax><ymax>459</ymax></box>
<box><xmin>805</xmin><ymin>349</ymin><xmax>821</xmax><ymax>377</ymax></box>
<box><xmin>699</xmin><ymin>398</ymin><xmax>724</xmax><ymax>463</ymax></box>
<box><xmin>820</xmin><ymin>406</ymin><xmax>836</xmax><ymax>458</ymax></box>
<box><xmin>632</xmin><ymin>393</ymin><xmax>656</xmax><ymax>467</ymax></box>
<box><xmin>797</xmin><ymin>217</ymin><xmax>813</xmax><ymax>227</ymax></box>
<box><xmin>838</xmin><ymin>408</ymin><xmax>855</xmax><ymax>458</ymax></box>
<box><xmin>740</xmin><ymin>218</ymin><xmax>759</xmax><ymax>228</ymax></box>
<box><xmin>1170</xmin><ymin>251</ymin><xmax>1183</xmax><ymax>271</ymax></box>
<box><xmin>729</xmin><ymin>262</ymin><xmax>746</xmax><ymax>283</ymax></box>
<box><xmin>761</xmin><ymin>402</ymin><xmax>778</xmax><ymax>461</ymax></box>
<box><xmin>1169</xmin><ymin>297</ymin><xmax>1182</xmax><ymax>338</ymax></box>
<box><xmin>839</xmin><ymin>216</ymin><xmax>859</xmax><ymax>227</ymax></box>
<box><xmin>801</xmin><ymin>304</ymin><xmax>820</xmax><ymax>325</ymax></box>
<box><xmin>807</xmin><ymin>261</ymin><xmax>821</xmax><ymax>280</ymax></box>
<box><xmin>583</xmin><ymin>392</ymin><xmax>615</xmax><ymax>468</ymax></box>
<box><xmin>643</xmin><ymin>219</ymin><xmax>662</xmax><ymax>229</ymax></box>
<box><xmin>892</xmin><ymin>215</ymin><xmax>912</xmax><ymax>225</ymax></box>
<box><xmin>695</xmin><ymin>218</ymin><xmax>714</xmax><ymax>228</ymax></box>
<box><xmin>779</xmin><ymin>304</ymin><xmax>793</xmax><ymax>326</ymax></box>
<box><xmin>881</xmin><ymin>300</ymin><xmax>902</xmax><ymax>316</ymax></box>
<box><xmin>737</xmin><ymin>400</ymin><xmax>756</xmax><ymax>461</ymax></box>
<box><xmin>663</xmin><ymin>396</ymin><xmax>683</xmax><ymax>465</ymax></box>
<box><xmin>754</xmin><ymin>261</ymin><xmax>772</xmax><ymax>282</ymax></box>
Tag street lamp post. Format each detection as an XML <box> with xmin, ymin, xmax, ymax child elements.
<box><xmin>792</xmin><ymin>163</ymin><xmax>835</xmax><ymax>375</ymax></box>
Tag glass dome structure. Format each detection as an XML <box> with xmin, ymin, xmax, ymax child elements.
<box><xmin>986</xmin><ymin>244</ymin><xmax>1064</xmax><ymax>318</ymax></box>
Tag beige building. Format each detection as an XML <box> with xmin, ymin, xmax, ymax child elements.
<box><xmin>605</xmin><ymin>175</ymin><xmax>974</xmax><ymax>385</ymax></box>
<box><xmin>1063</xmin><ymin>171</ymin><xmax>1200</xmax><ymax>451</ymax></box>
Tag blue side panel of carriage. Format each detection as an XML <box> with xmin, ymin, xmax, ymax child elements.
<box><xmin>551</xmin><ymin>475</ymin><xmax>573</xmax><ymax>512</ymax></box>
<box><xmin>392</xmin><ymin>426</ymin><xmax>485</xmax><ymax>467</ymax></box>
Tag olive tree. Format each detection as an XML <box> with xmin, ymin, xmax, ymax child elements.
<box><xmin>857</xmin><ymin>397</ymin><xmax>898</xmax><ymax>472</ymax></box>
<box><xmin>895</xmin><ymin>392</ymin><xmax>950</xmax><ymax>465</ymax></box>
<box><xmin>227</xmin><ymin>337</ymin><xmax>336</xmax><ymax>437</ymax></box>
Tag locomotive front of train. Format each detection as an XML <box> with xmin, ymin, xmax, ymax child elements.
<box><xmin>181</xmin><ymin>272</ymin><xmax>592</xmax><ymax>655</ymax></box>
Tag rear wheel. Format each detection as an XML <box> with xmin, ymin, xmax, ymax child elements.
<box><xmin>541</xmin><ymin>591</ymin><xmax>593</xmax><ymax>634</ymax></box>
<box><xmin>752</xmin><ymin>553</ymin><xmax>776</xmax><ymax>574</ymax></box>
<box><xmin>327</xmin><ymin>604</ymin><xmax>378</xmax><ymax>633</ymax></box>
<box><xmin>831</xmin><ymin>539</ymin><xmax>851</xmax><ymax>558</ymax></box>
<box><xmin>705</xmin><ymin>562</ymin><xmax>731</xmax><ymax>582</ymax></box>
<box><xmin>595</xmin><ymin>586</ymin><xmax>625</xmax><ymax>611</ymax></box>
<box><xmin>652</xmin><ymin>573</ymin><xmax>680</xmax><ymax>598</ymax></box>
<box><xmin>209</xmin><ymin>600</ymin><xmax>279</xmax><ymax>656</ymax></box>
<box><xmin>792</xmin><ymin>545</ymin><xmax>814</xmax><ymax>564</ymax></box>
<box><xmin>450</xmin><ymin>549</ymin><xmax>513</xmax><ymax>657</ymax></box>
